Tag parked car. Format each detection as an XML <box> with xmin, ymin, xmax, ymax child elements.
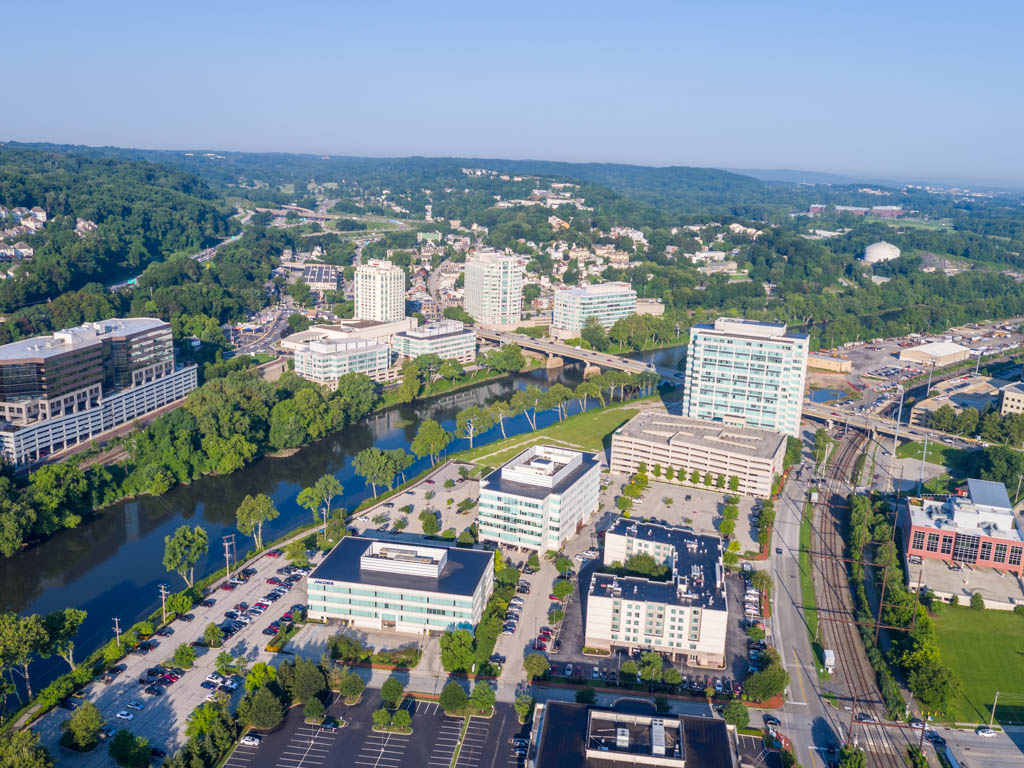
<box><xmin>976</xmin><ymin>726</ymin><xmax>997</xmax><ymax>738</ymax></box>
<box><xmin>240</xmin><ymin>735</ymin><xmax>262</xmax><ymax>747</ymax></box>
<box><xmin>115</xmin><ymin>711</ymin><xmax>134</xmax><ymax>721</ymax></box>
<box><xmin>180</xmin><ymin>613</ymin><xmax>195</xmax><ymax>622</ymax></box>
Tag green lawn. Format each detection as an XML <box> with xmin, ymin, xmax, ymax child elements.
<box><xmin>455</xmin><ymin>400</ymin><xmax>645</xmax><ymax>465</ymax></box>
<box><xmin>932</xmin><ymin>606</ymin><xmax>1024</xmax><ymax>723</ymax></box>
<box><xmin>895</xmin><ymin>440</ymin><xmax>963</xmax><ymax>469</ymax></box>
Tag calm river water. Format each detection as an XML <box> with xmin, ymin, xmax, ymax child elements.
<box><xmin>4</xmin><ymin>346</ymin><xmax>684</xmax><ymax>691</ymax></box>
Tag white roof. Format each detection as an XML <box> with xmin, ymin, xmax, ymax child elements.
<box><xmin>909</xmin><ymin>341</ymin><xmax>970</xmax><ymax>356</ymax></box>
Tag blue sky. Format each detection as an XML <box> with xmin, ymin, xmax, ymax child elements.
<box><xmin>5</xmin><ymin>1</ymin><xmax>1022</xmax><ymax>185</ymax></box>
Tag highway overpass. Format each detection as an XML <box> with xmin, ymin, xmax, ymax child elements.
<box><xmin>474</xmin><ymin>328</ymin><xmax>682</xmax><ymax>380</ymax></box>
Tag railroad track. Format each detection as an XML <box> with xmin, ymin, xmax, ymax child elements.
<box><xmin>812</xmin><ymin>434</ymin><xmax>911</xmax><ymax>768</ymax></box>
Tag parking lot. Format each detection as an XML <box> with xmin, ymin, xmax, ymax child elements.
<box><xmin>227</xmin><ymin>693</ymin><xmax>528</xmax><ymax>768</ymax></box>
<box><xmin>350</xmin><ymin>461</ymin><xmax>479</xmax><ymax>538</ymax></box>
<box><xmin>35</xmin><ymin>548</ymin><xmax>316</xmax><ymax>763</ymax></box>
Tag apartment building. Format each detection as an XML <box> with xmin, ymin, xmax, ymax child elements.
<box><xmin>391</xmin><ymin>319</ymin><xmax>476</xmax><ymax>363</ymax></box>
<box><xmin>900</xmin><ymin>479</ymin><xmax>1024</xmax><ymax>577</ymax></box>
<box><xmin>464</xmin><ymin>250</ymin><xmax>524</xmax><ymax>325</ymax></box>
<box><xmin>0</xmin><ymin>319</ymin><xmax>196</xmax><ymax>467</ymax></box>
<box><xmin>610</xmin><ymin>411</ymin><xmax>786</xmax><ymax>498</ymax></box>
<box><xmin>293</xmin><ymin>336</ymin><xmax>394</xmax><ymax>386</ymax></box>
<box><xmin>999</xmin><ymin>381</ymin><xmax>1024</xmax><ymax>416</ymax></box>
<box><xmin>551</xmin><ymin>282</ymin><xmax>637</xmax><ymax>339</ymax></box>
<box><xmin>585</xmin><ymin>519</ymin><xmax>728</xmax><ymax>668</ymax></box>
<box><xmin>682</xmin><ymin>318</ymin><xmax>808</xmax><ymax>438</ymax></box>
<box><xmin>303</xmin><ymin>264</ymin><xmax>339</xmax><ymax>293</ymax></box>
<box><xmin>306</xmin><ymin>536</ymin><xmax>494</xmax><ymax>633</ymax></box>
<box><xmin>478</xmin><ymin>445</ymin><xmax>602</xmax><ymax>552</ymax></box>
<box><xmin>354</xmin><ymin>259</ymin><xmax>406</xmax><ymax>322</ymax></box>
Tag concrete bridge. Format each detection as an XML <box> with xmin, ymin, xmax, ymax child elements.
<box><xmin>474</xmin><ymin>328</ymin><xmax>682</xmax><ymax>380</ymax></box>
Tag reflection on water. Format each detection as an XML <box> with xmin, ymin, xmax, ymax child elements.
<box><xmin>5</xmin><ymin>349</ymin><xmax>683</xmax><ymax>690</ymax></box>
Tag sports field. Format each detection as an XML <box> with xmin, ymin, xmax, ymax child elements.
<box><xmin>932</xmin><ymin>605</ymin><xmax>1024</xmax><ymax>724</ymax></box>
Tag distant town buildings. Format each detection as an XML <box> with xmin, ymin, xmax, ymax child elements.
<box><xmin>610</xmin><ymin>411</ymin><xmax>787</xmax><ymax>498</ymax></box>
<box><xmin>307</xmin><ymin>536</ymin><xmax>494</xmax><ymax>633</ymax></box>
<box><xmin>478</xmin><ymin>445</ymin><xmax>602</xmax><ymax>552</ymax></box>
<box><xmin>354</xmin><ymin>259</ymin><xmax>406</xmax><ymax>322</ymax></box>
<box><xmin>0</xmin><ymin>319</ymin><xmax>196</xmax><ymax>467</ymax></box>
<box><xmin>551</xmin><ymin>282</ymin><xmax>637</xmax><ymax>339</ymax></box>
<box><xmin>586</xmin><ymin>519</ymin><xmax>728</xmax><ymax>667</ymax></box>
<box><xmin>682</xmin><ymin>318</ymin><xmax>808</xmax><ymax>438</ymax></box>
<box><xmin>464</xmin><ymin>249</ymin><xmax>524</xmax><ymax>325</ymax></box>
<box><xmin>391</xmin><ymin>319</ymin><xmax>476</xmax><ymax>363</ymax></box>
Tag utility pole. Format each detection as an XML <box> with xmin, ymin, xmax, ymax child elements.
<box><xmin>158</xmin><ymin>584</ymin><xmax>169</xmax><ymax>624</ymax></box>
<box><xmin>919</xmin><ymin>433</ymin><xmax>930</xmax><ymax>495</ymax></box>
<box><xmin>113</xmin><ymin>617</ymin><xmax>122</xmax><ymax>647</ymax></box>
<box><xmin>222</xmin><ymin>535</ymin><xmax>236</xmax><ymax>581</ymax></box>
<box><xmin>888</xmin><ymin>385</ymin><xmax>905</xmax><ymax>492</ymax></box>
<box><xmin>990</xmin><ymin>691</ymin><xmax>1000</xmax><ymax>728</ymax></box>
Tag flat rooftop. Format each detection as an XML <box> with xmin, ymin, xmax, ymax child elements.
<box><xmin>0</xmin><ymin>318</ymin><xmax>167</xmax><ymax>361</ymax></box>
<box><xmin>905</xmin><ymin>341</ymin><xmax>970</xmax><ymax>356</ymax></box>
<box><xmin>613</xmin><ymin>411</ymin><xmax>786</xmax><ymax>460</ymax></box>
<box><xmin>559</xmin><ymin>282</ymin><xmax>635</xmax><ymax>297</ymax></box>
<box><xmin>534</xmin><ymin>702</ymin><xmax>730</xmax><ymax>768</ymax></box>
<box><xmin>310</xmin><ymin>535</ymin><xmax>492</xmax><ymax>596</ymax></box>
<box><xmin>693</xmin><ymin>318</ymin><xmax>808</xmax><ymax>342</ymax></box>
<box><xmin>482</xmin><ymin>446</ymin><xmax>601</xmax><ymax>501</ymax></box>
<box><xmin>593</xmin><ymin>520</ymin><xmax>725</xmax><ymax>611</ymax></box>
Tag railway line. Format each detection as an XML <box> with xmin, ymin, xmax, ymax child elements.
<box><xmin>812</xmin><ymin>434</ymin><xmax>912</xmax><ymax>768</ymax></box>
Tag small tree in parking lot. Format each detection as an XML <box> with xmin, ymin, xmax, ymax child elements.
<box><xmin>552</xmin><ymin>580</ymin><xmax>573</xmax><ymax>600</ymax></box>
<box><xmin>380</xmin><ymin>677</ymin><xmax>405</xmax><ymax>708</ymax></box>
<box><xmin>303</xmin><ymin>697</ymin><xmax>325</xmax><ymax>723</ymax></box>
<box><xmin>173</xmin><ymin>643</ymin><xmax>196</xmax><ymax>669</ymax></box>
<box><xmin>203</xmin><ymin>623</ymin><xmax>223</xmax><ymax>648</ymax></box>
<box><xmin>664</xmin><ymin>667</ymin><xmax>682</xmax><ymax>688</ymax></box>
<box><xmin>575</xmin><ymin>686</ymin><xmax>597</xmax><ymax>705</ymax></box>
<box><xmin>527</xmin><ymin>552</ymin><xmax>541</xmax><ymax>570</ymax></box>
<box><xmin>514</xmin><ymin>694</ymin><xmax>534</xmax><ymax>723</ymax></box>
<box><xmin>440</xmin><ymin>681</ymin><xmax>468</xmax><ymax>712</ymax></box>
<box><xmin>523</xmin><ymin>653</ymin><xmax>549</xmax><ymax>682</ymax></box>
<box><xmin>339</xmin><ymin>670</ymin><xmax>365</xmax><ymax>702</ymax></box>
<box><xmin>108</xmin><ymin>729</ymin><xmax>150</xmax><ymax>768</ymax></box>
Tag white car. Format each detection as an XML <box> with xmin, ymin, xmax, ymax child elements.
<box><xmin>976</xmin><ymin>727</ymin><xmax>997</xmax><ymax>738</ymax></box>
<box><xmin>240</xmin><ymin>734</ymin><xmax>262</xmax><ymax>747</ymax></box>
<box><xmin>583</xmin><ymin>550</ymin><xmax>598</xmax><ymax>559</ymax></box>
<box><xmin>126</xmin><ymin>701</ymin><xmax>144</xmax><ymax>711</ymax></box>
<box><xmin>206</xmin><ymin>673</ymin><xmax>225</xmax><ymax>684</ymax></box>
<box><xmin>115</xmin><ymin>711</ymin><xmax>134</xmax><ymax>721</ymax></box>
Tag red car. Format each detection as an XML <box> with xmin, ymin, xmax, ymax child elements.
<box><xmin>266</xmin><ymin>549</ymin><xmax>283</xmax><ymax>558</ymax></box>
<box><xmin>424</xmin><ymin>479</ymin><xmax>435</xmax><ymax>485</ymax></box>
<box><xmin>266</xmin><ymin>578</ymin><xmax>281</xmax><ymax>585</ymax></box>
<box><xmin>282</xmin><ymin>612</ymin><xmax>292</xmax><ymax>621</ymax></box>
<box><xmin>219</xmin><ymin>583</ymin><xmax>236</xmax><ymax>591</ymax></box>
<box><xmin>549</xmin><ymin>594</ymin><xmax>561</xmax><ymax>601</ymax></box>
<box><xmin>254</xmin><ymin>602</ymin><xmax>269</xmax><ymax>610</ymax></box>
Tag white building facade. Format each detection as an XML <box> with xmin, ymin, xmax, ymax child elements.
<box><xmin>293</xmin><ymin>337</ymin><xmax>393</xmax><ymax>386</ymax></box>
<box><xmin>585</xmin><ymin>520</ymin><xmax>728</xmax><ymax>668</ymax></box>
<box><xmin>354</xmin><ymin>259</ymin><xmax>406</xmax><ymax>322</ymax></box>
<box><xmin>464</xmin><ymin>250</ymin><xmax>524</xmax><ymax>325</ymax></box>
<box><xmin>551</xmin><ymin>282</ymin><xmax>637</xmax><ymax>338</ymax></box>
<box><xmin>477</xmin><ymin>445</ymin><xmax>602</xmax><ymax>551</ymax></box>
<box><xmin>306</xmin><ymin>537</ymin><xmax>494</xmax><ymax>634</ymax></box>
<box><xmin>682</xmin><ymin>318</ymin><xmax>808</xmax><ymax>438</ymax></box>
<box><xmin>391</xmin><ymin>320</ymin><xmax>476</xmax><ymax>363</ymax></box>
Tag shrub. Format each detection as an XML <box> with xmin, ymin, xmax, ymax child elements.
<box><xmin>970</xmin><ymin>591</ymin><xmax>985</xmax><ymax>610</ymax></box>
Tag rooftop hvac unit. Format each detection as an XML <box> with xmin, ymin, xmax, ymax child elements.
<box><xmin>651</xmin><ymin>718</ymin><xmax>666</xmax><ymax>756</ymax></box>
<box><xmin>616</xmin><ymin>726</ymin><xmax>630</xmax><ymax>748</ymax></box>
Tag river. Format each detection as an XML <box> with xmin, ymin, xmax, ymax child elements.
<box><xmin>0</xmin><ymin>350</ymin><xmax>669</xmax><ymax>694</ymax></box>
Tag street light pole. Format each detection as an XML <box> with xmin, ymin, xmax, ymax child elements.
<box><xmin>888</xmin><ymin>385</ymin><xmax>905</xmax><ymax>494</ymax></box>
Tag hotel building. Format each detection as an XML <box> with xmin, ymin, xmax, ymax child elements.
<box><xmin>354</xmin><ymin>259</ymin><xmax>406</xmax><ymax>322</ymax></box>
<box><xmin>464</xmin><ymin>250</ymin><xmax>524</xmax><ymax>325</ymax></box>
<box><xmin>585</xmin><ymin>519</ymin><xmax>728</xmax><ymax>668</ymax></box>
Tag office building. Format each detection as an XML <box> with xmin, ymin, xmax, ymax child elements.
<box><xmin>551</xmin><ymin>282</ymin><xmax>637</xmax><ymax>339</ymax></box>
<box><xmin>464</xmin><ymin>250</ymin><xmax>524</xmax><ymax>325</ymax></box>
<box><xmin>281</xmin><ymin>318</ymin><xmax>417</xmax><ymax>353</ymax></box>
<box><xmin>354</xmin><ymin>259</ymin><xmax>406</xmax><ymax>322</ymax></box>
<box><xmin>478</xmin><ymin>445</ymin><xmax>602</xmax><ymax>551</ymax></box>
<box><xmin>900</xmin><ymin>479</ymin><xmax>1024</xmax><ymax>577</ymax></box>
<box><xmin>682</xmin><ymin>318</ymin><xmax>808</xmax><ymax>438</ymax></box>
<box><xmin>532</xmin><ymin>702</ymin><xmax>732</xmax><ymax>768</ymax></box>
<box><xmin>306</xmin><ymin>536</ymin><xmax>494</xmax><ymax>633</ymax></box>
<box><xmin>391</xmin><ymin>319</ymin><xmax>476</xmax><ymax>363</ymax></box>
<box><xmin>293</xmin><ymin>336</ymin><xmax>394</xmax><ymax>386</ymax></box>
<box><xmin>0</xmin><ymin>319</ymin><xmax>196</xmax><ymax>467</ymax></box>
<box><xmin>586</xmin><ymin>519</ymin><xmax>728</xmax><ymax>667</ymax></box>
<box><xmin>610</xmin><ymin>411</ymin><xmax>786</xmax><ymax>498</ymax></box>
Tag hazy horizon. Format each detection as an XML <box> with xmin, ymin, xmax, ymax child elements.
<box><xmin>5</xmin><ymin>1</ymin><xmax>1022</xmax><ymax>188</ymax></box>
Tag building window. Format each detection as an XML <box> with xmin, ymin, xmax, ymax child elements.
<box><xmin>1011</xmin><ymin>547</ymin><xmax>1023</xmax><ymax>567</ymax></box>
<box><xmin>926</xmin><ymin>533</ymin><xmax>939</xmax><ymax>553</ymax></box>
<box><xmin>941</xmin><ymin>536</ymin><xmax>955</xmax><ymax>557</ymax></box>
<box><xmin>912</xmin><ymin>531</ymin><xmax>925</xmax><ymax>550</ymax></box>
<box><xmin>994</xmin><ymin>543</ymin><xmax>1007</xmax><ymax>563</ymax></box>
<box><xmin>980</xmin><ymin>541</ymin><xmax>992</xmax><ymax>561</ymax></box>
